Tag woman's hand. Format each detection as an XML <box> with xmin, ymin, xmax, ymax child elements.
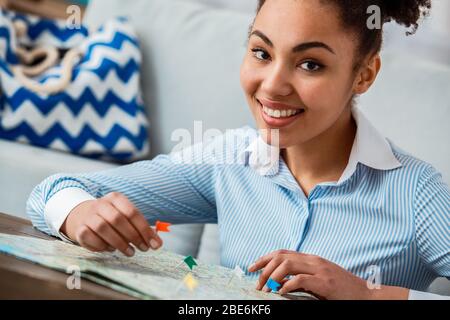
<box><xmin>248</xmin><ymin>250</ymin><xmax>409</xmax><ymax>300</ymax></box>
<box><xmin>60</xmin><ymin>192</ymin><xmax>163</xmax><ymax>257</ymax></box>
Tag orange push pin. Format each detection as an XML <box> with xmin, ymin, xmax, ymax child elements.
<box><xmin>155</xmin><ymin>220</ymin><xmax>171</xmax><ymax>232</ymax></box>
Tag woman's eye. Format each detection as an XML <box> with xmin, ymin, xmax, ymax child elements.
<box><xmin>251</xmin><ymin>48</ymin><xmax>270</xmax><ymax>61</ymax></box>
<box><xmin>300</xmin><ymin>61</ymin><xmax>322</xmax><ymax>72</ymax></box>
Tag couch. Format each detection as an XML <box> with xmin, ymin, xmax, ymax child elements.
<box><xmin>0</xmin><ymin>0</ymin><xmax>448</xmax><ymax>295</ymax></box>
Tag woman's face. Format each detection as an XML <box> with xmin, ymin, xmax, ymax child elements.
<box><xmin>240</xmin><ymin>0</ymin><xmax>364</xmax><ymax>148</ymax></box>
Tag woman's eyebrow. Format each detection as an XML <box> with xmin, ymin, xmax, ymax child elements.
<box><xmin>250</xmin><ymin>30</ymin><xmax>336</xmax><ymax>55</ymax></box>
<box><xmin>250</xmin><ymin>30</ymin><xmax>274</xmax><ymax>47</ymax></box>
<box><xmin>293</xmin><ymin>42</ymin><xmax>335</xmax><ymax>55</ymax></box>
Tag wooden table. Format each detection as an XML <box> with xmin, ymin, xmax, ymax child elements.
<box><xmin>0</xmin><ymin>212</ymin><xmax>134</xmax><ymax>299</ymax></box>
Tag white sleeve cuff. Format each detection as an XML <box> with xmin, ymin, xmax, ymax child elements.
<box><xmin>408</xmin><ymin>289</ymin><xmax>450</xmax><ymax>300</ymax></box>
<box><xmin>44</xmin><ymin>188</ymin><xmax>96</xmax><ymax>242</ymax></box>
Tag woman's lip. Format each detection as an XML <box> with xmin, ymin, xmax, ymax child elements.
<box><xmin>258</xmin><ymin>101</ymin><xmax>304</xmax><ymax>128</ymax></box>
<box><xmin>258</xmin><ymin>98</ymin><xmax>304</xmax><ymax>110</ymax></box>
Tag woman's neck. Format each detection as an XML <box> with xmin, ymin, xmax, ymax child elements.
<box><xmin>282</xmin><ymin>108</ymin><xmax>357</xmax><ymax>194</ymax></box>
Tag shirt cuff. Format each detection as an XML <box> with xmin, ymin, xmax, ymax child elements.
<box><xmin>44</xmin><ymin>188</ymin><xmax>96</xmax><ymax>243</ymax></box>
<box><xmin>408</xmin><ymin>289</ymin><xmax>450</xmax><ymax>300</ymax></box>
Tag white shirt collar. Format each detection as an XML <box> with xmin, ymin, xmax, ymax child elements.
<box><xmin>338</xmin><ymin>106</ymin><xmax>402</xmax><ymax>183</ymax></box>
<box><xmin>243</xmin><ymin>106</ymin><xmax>402</xmax><ymax>182</ymax></box>
<box><xmin>241</xmin><ymin>134</ymin><xmax>280</xmax><ymax>176</ymax></box>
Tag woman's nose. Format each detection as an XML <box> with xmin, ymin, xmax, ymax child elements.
<box><xmin>260</xmin><ymin>63</ymin><xmax>293</xmax><ymax>97</ymax></box>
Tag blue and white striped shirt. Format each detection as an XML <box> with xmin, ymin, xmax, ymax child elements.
<box><xmin>26</xmin><ymin>107</ymin><xmax>449</xmax><ymax>296</ymax></box>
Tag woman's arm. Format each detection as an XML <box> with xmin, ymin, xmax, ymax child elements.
<box><xmin>26</xmin><ymin>135</ymin><xmax>226</xmax><ymax>253</ymax></box>
<box><xmin>414</xmin><ymin>165</ymin><xmax>450</xmax><ymax>279</ymax></box>
<box><xmin>407</xmin><ymin>164</ymin><xmax>450</xmax><ymax>300</ymax></box>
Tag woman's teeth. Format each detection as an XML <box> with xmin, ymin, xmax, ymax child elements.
<box><xmin>262</xmin><ymin>105</ymin><xmax>303</xmax><ymax>118</ymax></box>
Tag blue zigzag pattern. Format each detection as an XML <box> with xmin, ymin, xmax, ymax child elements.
<box><xmin>26</xmin><ymin>58</ymin><xmax>140</xmax><ymax>85</ymax></box>
<box><xmin>97</xmin><ymin>16</ymin><xmax>129</xmax><ymax>32</ymax></box>
<box><xmin>5</xmin><ymin>88</ymin><xmax>144</xmax><ymax>117</ymax></box>
<box><xmin>0</xmin><ymin>59</ymin><xmax>15</xmax><ymax>76</ymax></box>
<box><xmin>0</xmin><ymin>27</ymin><xmax>19</xmax><ymax>63</ymax></box>
<box><xmin>0</xmin><ymin>122</ymin><xmax>148</xmax><ymax>152</ymax></box>
<box><xmin>10</xmin><ymin>14</ymin><xmax>89</xmax><ymax>42</ymax></box>
<box><xmin>82</xmin><ymin>32</ymin><xmax>140</xmax><ymax>59</ymax></box>
<box><xmin>0</xmin><ymin>29</ymin><xmax>140</xmax><ymax>80</ymax></box>
<box><xmin>9</xmin><ymin>13</ymin><xmax>129</xmax><ymax>44</ymax></box>
<box><xmin>0</xmin><ymin>28</ymin><xmax>138</xmax><ymax>65</ymax></box>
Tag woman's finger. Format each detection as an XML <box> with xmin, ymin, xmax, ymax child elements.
<box><xmin>279</xmin><ymin>274</ymin><xmax>320</xmax><ymax>296</ymax></box>
<box><xmin>105</xmin><ymin>192</ymin><xmax>163</xmax><ymax>249</ymax></box>
<box><xmin>256</xmin><ymin>256</ymin><xmax>285</xmax><ymax>291</ymax></box>
<box><xmin>75</xmin><ymin>224</ymin><xmax>110</xmax><ymax>252</ymax></box>
<box><xmin>261</xmin><ymin>261</ymin><xmax>293</xmax><ymax>293</ymax></box>
<box><xmin>248</xmin><ymin>249</ymin><xmax>294</xmax><ymax>273</ymax></box>
<box><xmin>86</xmin><ymin>213</ymin><xmax>135</xmax><ymax>257</ymax></box>
<box><xmin>97</xmin><ymin>201</ymin><xmax>149</xmax><ymax>252</ymax></box>
<box><xmin>266</xmin><ymin>257</ymin><xmax>317</xmax><ymax>290</ymax></box>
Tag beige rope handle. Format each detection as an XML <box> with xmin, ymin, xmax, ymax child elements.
<box><xmin>13</xmin><ymin>20</ymin><xmax>60</xmax><ymax>78</ymax></box>
<box><xmin>11</xmin><ymin>20</ymin><xmax>83</xmax><ymax>95</ymax></box>
<box><xmin>15</xmin><ymin>46</ymin><xmax>59</xmax><ymax>77</ymax></box>
<box><xmin>12</xmin><ymin>48</ymin><xmax>82</xmax><ymax>95</ymax></box>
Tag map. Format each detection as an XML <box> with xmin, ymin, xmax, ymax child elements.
<box><xmin>0</xmin><ymin>234</ymin><xmax>315</xmax><ymax>300</ymax></box>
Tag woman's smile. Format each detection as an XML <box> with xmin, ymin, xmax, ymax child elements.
<box><xmin>257</xmin><ymin>98</ymin><xmax>305</xmax><ymax>128</ymax></box>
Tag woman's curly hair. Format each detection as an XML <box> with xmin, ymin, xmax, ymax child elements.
<box><xmin>256</xmin><ymin>0</ymin><xmax>432</xmax><ymax>62</ymax></box>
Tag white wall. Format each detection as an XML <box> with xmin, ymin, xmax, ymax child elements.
<box><xmin>185</xmin><ymin>0</ymin><xmax>449</xmax><ymax>64</ymax></box>
<box><xmin>186</xmin><ymin>0</ymin><xmax>257</xmax><ymax>13</ymax></box>
<box><xmin>428</xmin><ymin>0</ymin><xmax>450</xmax><ymax>38</ymax></box>
<box><xmin>384</xmin><ymin>0</ymin><xmax>450</xmax><ymax>64</ymax></box>
<box><xmin>186</xmin><ymin>0</ymin><xmax>450</xmax><ymax>33</ymax></box>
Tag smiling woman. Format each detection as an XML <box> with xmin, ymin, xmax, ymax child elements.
<box><xmin>25</xmin><ymin>0</ymin><xmax>449</xmax><ymax>300</ymax></box>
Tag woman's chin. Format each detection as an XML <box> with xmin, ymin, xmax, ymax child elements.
<box><xmin>254</xmin><ymin>129</ymin><xmax>296</xmax><ymax>149</ymax></box>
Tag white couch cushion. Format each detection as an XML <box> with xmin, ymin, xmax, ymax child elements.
<box><xmin>182</xmin><ymin>0</ymin><xmax>258</xmax><ymax>13</ymax></box>
<box><xmin>0</xmin><ymin>140</ymin><xmax>116</xmax><ymax>219</ymax></box>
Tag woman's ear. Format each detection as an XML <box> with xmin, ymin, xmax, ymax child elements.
<box><xmin>353</xmin><ymin>54</ymin><xmax>381</xmax><ymax>95</ymax></box>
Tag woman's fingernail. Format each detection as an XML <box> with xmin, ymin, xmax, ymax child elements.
<box><xmin>248</xmin><ymin>263</ymin><xmax>256</xmax><ymax>271</ymax></box>
<box><xmin>150</xmin><ymin>239</ymin><xmax>159</xmax><ymax>249</ymax></box>
<box><xmin>125</xmin><ymin>246</ymin><xmax>135</xmax><ymax>256</ymax></box>
<box><xmin>139</xmin><ymin>243</ymin><xmax>149</xmax><ymax>251</ymax></box>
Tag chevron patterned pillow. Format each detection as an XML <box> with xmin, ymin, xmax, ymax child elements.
<box><xmin>0</xmin><ymin>10</ymin><xmax>149</xmax><ymax>163</ymax></box>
